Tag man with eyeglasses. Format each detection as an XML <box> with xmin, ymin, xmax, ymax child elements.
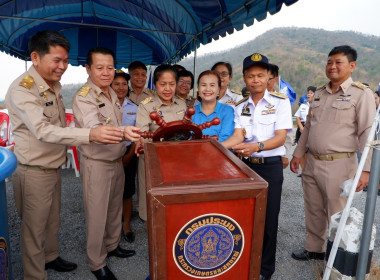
<box><xmin>174</xmin><ymin>69</ymin><xmax>196</xmax><ymax>107</ymax></box>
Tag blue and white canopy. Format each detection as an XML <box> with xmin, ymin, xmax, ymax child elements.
<box><xmin>0</xmin><ymin>0</ymin><xmax>298</xmax><ymax>68</ymax></box>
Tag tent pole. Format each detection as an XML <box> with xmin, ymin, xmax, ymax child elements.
<box><xmin>192</xmin><ymin>36</ymin><xmax>197</xmax><ymax>98</ymax></box>
<box><xmin>356</xmin><ymin>110</ymin><xmax>380</xmax><ymax>280</ymax></box>
<box><xmin>25</xmin><ymin>59</ymin><xmax>27</xmax><ymax>71</ymax></box>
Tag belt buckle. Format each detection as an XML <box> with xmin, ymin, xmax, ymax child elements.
<box><xmin>251</xmin><ymin>157</ymin><xmax>260</xmax><ymax>164</ymax></box>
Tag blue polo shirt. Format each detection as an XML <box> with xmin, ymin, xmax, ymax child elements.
<box><xmin>192</xmin><ymin>101</ymin><xmax>234</xmax><ymax>142</ymax></box>
<box><xmin>122</xmin><ymin>97</ymin><xmax>138</xmax><ymax>146</ymax></box>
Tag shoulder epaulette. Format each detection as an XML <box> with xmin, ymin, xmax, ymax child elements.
<box><xmin>141</xmin><ymin>97</ymin><xmax>153</xmax><ymax>105</ymax></box>
<box><xmin>77</xmin><ymin>84</ymin><xmax>90</xmax><ymax>97</ymax></box>
<box><xmin>317</xmin><ymin>84</ymin><xmax>326</xmax><ymax>91</ymax></box>
<box><xmin>126</xmin><ymin>97</ymin><xmax>138</xmax><ymax>106</ymax></box>
<box><xmin>270</xmin><ymin>91</ymin><xmax>288</xmax><ymax>99</ymax></box>
<box><xmin>231</xmin><ymin>89</ymin><xmax>242</xmax><ymax>95</ymax></box>
<box><xmin>175</xmin><ymin>95</ymin><xmax>185</xmax><ymax>101</ymax></box>
<box><xmin>235</xmin><ymin>96</ymin><xmax>249</xmax><ymax>107</ymax></box>
<box><xmin>149</xmin><ymin>89</ymin><xmax>156</xmax><ymax>95</ymax></box>
<box><xmin>19</xmin><ymin>75</ymin><xmax>34</xmax><ymax>89</ymax></box>
<box><xmin>353</xmin><ymin>81</ymin><xmax>368</xmax><ymax>90</ymax></box>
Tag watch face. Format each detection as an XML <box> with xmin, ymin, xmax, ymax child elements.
<box><xmin>259</xmin><ymin>142</ymin><xmax>264</xmax><ymax>151</ymax></box>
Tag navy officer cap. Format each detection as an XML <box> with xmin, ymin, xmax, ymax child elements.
<box><xmin>242</xmin><ymin>53</ymin><xmax>270</xmax><ymax>73</ymax></box>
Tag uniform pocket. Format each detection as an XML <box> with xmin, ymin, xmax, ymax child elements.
<box><xmin>43</xmin><ymin>101</ymin><xmax>59</xmax><ymax>119</ymax></box>
<box><xmin>329</xmin><ymin>101</ymin><xmax>354</xmax><ymax>123</ymax></box>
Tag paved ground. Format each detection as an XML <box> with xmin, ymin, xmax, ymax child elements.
<box><xmin>5</xmin><ymin>147</ymin><xmax>380</xmax><ymax>280</ymax></box>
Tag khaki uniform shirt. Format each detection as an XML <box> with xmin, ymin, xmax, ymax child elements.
<box><xmin>294</xmin><ymin>77</ymin><xmax>376</xmax><ymax>171</ymax></box>
<box><xmin>128</xmin><ymin>86</ymin><xmax>156</xmax><ymax>105</ymax></box>
<box><xmin>174</xmin><ymin>94</ymin><xmax>196</xmax><ymax>107</ymax></box>
<box><xmin>136</xmin><ymin>95</ymin><xmax>186</xmax><ymax>132</ymax></box>
<box><xmin>72</xmin><ymin>78</ymin><xmax>126</xmax><ymax>161</ymax></box>
<box><xmin>5</xmin><ymin>65</ymin><xmax>90</xmax><ymax>168</ymax></box>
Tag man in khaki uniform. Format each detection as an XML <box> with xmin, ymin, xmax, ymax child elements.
<box><xmin>136</xmin><ymin>77</ymin><xmax>186</xmax><ymax>221</ymax></box>
<box><xmin>128</xmin><ymin>61</ymin><xmax>156</xmax><ymax>104</ymax></box>
<box><xmin>290</xmin><ymin>45</ymin><xmax>376</xmax><ymax>261</ymax></box>
<box><xmin>5</xmin><ymin>30</ymin><xmax>130</xmax><ymax>280</ymax></box>
<box><xmin>73</xmin><ymin>47</ymin><xmax>138</xmax><ymax>280</ymax></box>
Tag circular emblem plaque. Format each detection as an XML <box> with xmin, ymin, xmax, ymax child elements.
<box><xmin>173</xmin><ymin>214</ymin><xmax>244</xmax><ymax>278</ymax></box>
<box><xmin>251</xmin><ymin>53</ymin><xmax>262</xmax><ymax>61</ymax></box>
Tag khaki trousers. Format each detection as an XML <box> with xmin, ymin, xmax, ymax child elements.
<box><xmin>12</xmin><ymin>165</ymin><xmax>61</xmax><ymax>280</ymax></box>
<box><xmin>302</xmin><ymin>153</ymin><xmax>357</xmax><ymax>252</ymax></box>
<box><xmin>80</xmin><ymin>157</ymin><xmax>124</xmax><ymax>270</ymax></box>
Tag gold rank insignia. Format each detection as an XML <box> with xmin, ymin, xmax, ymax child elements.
<box><xmin>141</xmin><ymin>97</ymin><xmax>152</xmax><ymax>105</ymax></box>
<box><xmin>77</xmin><ymin>84</ymin><xmax>90</xmax><ymax>97</ymax></box>
<box><xmin>19</xmin><ymin>75</ymin><xmax>34</xmax><ymax>89</ymax></box>
<box><xmin>265</xmin><ymin>104</ymin><xmax>274</xmax><ymax>109</ymax></box>
<box><xmin>149</xmin><ymin>89</ymin><xmax>156</xmax><ymax>95</ymax></box>
<box><xmin>105</xmin><ymin>116</ymin><xmax>111</xmax><ymax>124</ymax></box>
<box><xmin>231</xmin><ymin>89</ymin><xmax>242</xmax><ymax>95</ymax></box>
<box><xmin>96</xmin><ymin>97</ymin><xmax>102</xmax><ymax>103</ymax></box>
<box><xmin>353</xmin><ymin>81</ymin><xmax>367</xmax><ymax>90</ymax></box>
<box><xmin>43</xmin><ymin>91</ymin><xmax>48</xmax><ymax>101</ymax></box>
<box><xmin>316</xmin><ymin>84</ymin><xmax>326</xmax><ymax>91</ymax></box>
<box><xmin>269</xmin><ymin>91</ymin><xmax>288</xmax><ymax>99</ymax></box>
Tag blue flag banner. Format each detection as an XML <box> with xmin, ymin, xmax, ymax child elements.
<box><xmin>279</xmin><ymin>78</ymin><xmax>296</xmax><ymax>105</ymax></box>
<box><xmin>378</xmin><ymin>82</ymin><xmax>380</xmax><ymax>91</ymax></box>
<box><xmin>147</xmin><ymin>67</ymin><xmax>156</xmax><ymax>91</ymax></box>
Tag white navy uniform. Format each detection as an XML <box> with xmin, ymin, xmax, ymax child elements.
<box><xmin>234</xmin><ymin>90</ymin><xmax>293</xmax><ymax>157</ymax></box>
<box><xmin>234</xmin><ymin>89</ymin><xmax>292</xmax><ymax>278</ymax></box>
<box><xmin>219</xmin><ymin>88</ymin><xmax>243</xmax><ymax>107</ymax></box>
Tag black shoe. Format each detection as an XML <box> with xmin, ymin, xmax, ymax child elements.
<box><xmin>260</xmin><ymin>275</ymin><xmax>271</xmax><ymax>280</ymax></box>
<box><xmin>91</xmin><ymin>266</ymin><xmax>117</xmax><ymax>280</ymax></box>
<box><xmin>291</xmin><ymin>249</ymin><xmax>325</xmax><ymax>261</ymax></box>
<box><xmin>107</xmin><ymin>246</ymin><xmax>135</xmax><ymax>258</ymax></box>
<box><xmin>124</xmin><ymin>231</ymin><xmax>135</xmax><ymax>243</ymax></box>
<box><xmin>45</xmin><ymin>256</ymin><xmax>77</xmax><ymax>272</ymax></box>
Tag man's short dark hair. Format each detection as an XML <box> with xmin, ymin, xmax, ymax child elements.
<box><xmin>328</xmin><ymin>45</ymin><xmax>357</xmax><ymax>62</ymax></box>
<box><xmin>211</xmin><ymin>62</ymin><xmax>233</xmax><ymax>77</ymax></box>
<box><xmin>307</xmin><ymin>86</ymin><xmax>316</xmax><ymax>92</ymax></box>
<box><xmin>128</xmin><ymin>61</ymin><xmax>147</xmax><ymax>73</ymax></box>
<box><xmin>86</xmin><ymin>47</ymin><xmax>115</xmax><ymax>67</ymax></box>
<box><xmin>28</xmin><ymin>30</ymin><xmax>70</xmax><ymax>57</ymax></box>
<box><xmin>173</xmin><ymin>64</ymin><xmax>186</xmax><ymax>72</ymax></box>
<box><xmin>268</xmin><ymin>64</ymin><xmax>279</xmax><ymax>77</ymax></box>
<box><xmin>178</xmin><ymin>70</ymin><xmax>194</xmax><ymax>89</ymax></box>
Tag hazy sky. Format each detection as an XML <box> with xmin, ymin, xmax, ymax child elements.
<box><xmin>1</xmin><ymin>0</ymin><xmax>379</xmax><ymax>100</ymax></box>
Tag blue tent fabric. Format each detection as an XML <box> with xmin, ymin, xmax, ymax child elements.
<box><xmin>0</xmin><ymin>0</ymin><xmax>298</xmax><ymax>68</ymax></box>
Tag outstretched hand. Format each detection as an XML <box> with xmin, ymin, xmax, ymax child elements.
<box><xmin>89</xmin><ymin>125</ymin><xmax>123</xmax><ymax>143</ymax></box>
<box><xmin>124</xmin><ymin>126</ymin><xmax>141</xmax><ymax>142</ymax></box>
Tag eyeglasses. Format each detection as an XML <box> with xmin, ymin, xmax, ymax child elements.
<box><xmin>216</xmin><ymin>71</ymin><xmax>230</xmax><ymax>77</ymax></box>
<box><xmin>178</xmin><ymin>79</ymin><xmax>192</xmax><ymax>86</ymax></box>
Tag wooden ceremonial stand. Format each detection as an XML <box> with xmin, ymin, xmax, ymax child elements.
<box><xmin>140</xmin><ymin>106</ymin><xmax>268</xmax><ymax>280</ymax></box>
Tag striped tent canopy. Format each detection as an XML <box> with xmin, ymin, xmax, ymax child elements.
<box><xmin>0</xmin><ymin>0</ymin><xmax>298</xmax><ymax>68</ymax></box>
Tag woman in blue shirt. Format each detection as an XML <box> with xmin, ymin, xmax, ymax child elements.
<box><xmin>192</xmin><ymin>70</ymin><xmax>234</xmax><ymax>142</ymax></box>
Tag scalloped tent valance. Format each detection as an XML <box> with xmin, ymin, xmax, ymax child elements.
<box><xmin>0</xmin><ymin>0</ymin><xmax>298</xmax><ymax>68</ymax></box>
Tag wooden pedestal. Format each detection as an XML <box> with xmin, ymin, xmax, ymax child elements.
<box><xmin>145</xmin><ymin>139</ymin><xmax>268</xmax><ymax>280</ymax></box>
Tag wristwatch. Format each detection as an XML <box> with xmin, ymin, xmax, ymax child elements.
<box><xmin>257</xmin><ymin>142</ymin><xmax>264</xmax><ymax>152</ymax></box>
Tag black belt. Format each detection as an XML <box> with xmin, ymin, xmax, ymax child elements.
<box><xmin>243</xmin><ymin>156</ymin><xmax>282</xmax><ymax>165</ymax></box>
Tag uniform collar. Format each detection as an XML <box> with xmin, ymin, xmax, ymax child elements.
<box><xmin>87</xmin><ymin>77</ymin><xmax>117</xmax><ymax>103</ymax></box>
<box><xmin>247</xmin><ymin>89</ymin><xmax>271</xmax><ymax>106</ymax></box>
<box><xmin>28</xmin><ymin>65</ymin><xmax>62</xmax><ymax>94</ymax></box>
<box><xmin>326</xmin><ymin>77</ymin><xmax>353</xmax><ymax>94</ymax></box>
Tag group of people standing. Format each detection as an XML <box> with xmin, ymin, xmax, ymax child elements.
<box><xmin>4</xmin><ymin>28</ymin><xmax>377</xmax><ymax>280</ymax></box>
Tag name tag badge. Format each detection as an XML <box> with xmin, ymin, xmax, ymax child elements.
<box><xmin>99</xmin><ymin>103</ymin><xmax>105</xmax><ymax>108</ymax></box>
<box><xmin>45</xmin><ymin>101</ymin><xmax>53</xmax><ymax>106</ymax></box>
